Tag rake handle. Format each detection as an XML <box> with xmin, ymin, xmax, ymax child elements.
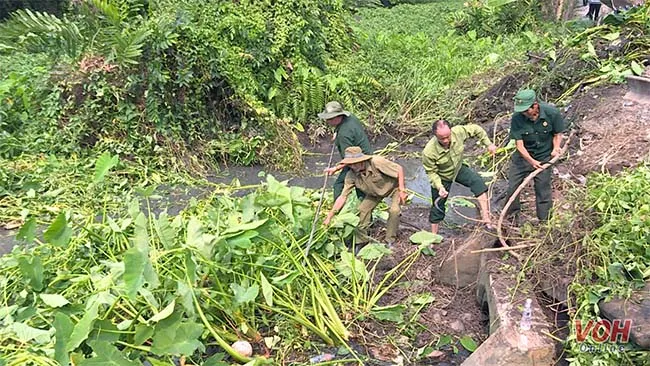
<box><xmin>304</xmin><ymin>140</ymin><xmax>337</xmax><ymax>260</ymax></box>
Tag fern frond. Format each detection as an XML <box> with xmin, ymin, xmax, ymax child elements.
<box><xmin>105</xmin><ymin>26</ymin><xmax>151</xmax><ymax>66</ymax></box>
<box><xmin>86</xmin><ymin>0</ymin><xmax>124</xmax><ymax>27</ymax></box>
<box><xmin>0</xmin><ymin>9</ymin><xmax>84</xmax><ymax>58</ymax></box>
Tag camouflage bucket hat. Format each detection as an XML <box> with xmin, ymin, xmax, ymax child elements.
<box><xmin>317</xmin><ymin>101</ymin><xmax>351</xmax><ymax>120</ymax></box>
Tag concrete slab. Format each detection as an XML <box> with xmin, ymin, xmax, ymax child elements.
<box><xmin>625</xmin><ymin>75</ymin><xmax>650</xmax><ymax>103</ymax></box>
<box><xmin>464</xmin><ymin>250</ymin><xmax>557</xmax><ymax>366</ymax></box>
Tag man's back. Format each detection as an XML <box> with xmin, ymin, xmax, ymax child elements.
<box><xmin>335</xmin><ymin>115</ymin><xmax>372</xmax><ymax>158</ymax></box>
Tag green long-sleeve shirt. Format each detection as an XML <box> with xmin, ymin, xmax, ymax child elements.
<box><xmin>422</xmin><ymin>124</ymin><xmax>492</xmax><ymax>189</ymax></box>
<box><xmin>335</xmin><ymin>114</ymin><xmax>372</xmax><ymax>159</ymax></box>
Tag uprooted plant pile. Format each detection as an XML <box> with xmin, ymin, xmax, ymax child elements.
<box><xmin>0</xmin><ymin>171</ymin><xmax>424</xmax><ymax>365</ymax></box>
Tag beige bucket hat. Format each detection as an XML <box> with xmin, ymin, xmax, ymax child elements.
<box><xmin>339</xmin><ymin>146</ymin><xmax>371</xmax><ymax>165</ymax></box>
<box><xmin>317</xmin><ymin>101</ymin><xmax>351</xmax><ymax>120</ymax></box>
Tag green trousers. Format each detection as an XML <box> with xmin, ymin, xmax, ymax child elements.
<box><xmin>429</xmin><ymin>165</ymin><xmax>488</xmax><ymax>224</ymax></box>
<box><xmin>356</xmin><ymin>189</ymin><xmax>401</xmax><ymax>244</ymax></box>
<box><xmin>333</xmin><ymin>166</ymin><xmax>366</xmax><ymax>201</ymax></box>
<box><xmin>505</xmin><ymin>155</ymin><xmax>553</xmax><ymax>221</ymax></box>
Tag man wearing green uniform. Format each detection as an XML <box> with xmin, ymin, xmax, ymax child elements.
<box><xmin>324</xmin><ymin>146</ymin><xmax>407</xmax><ymax>246</ymax></box>
<box><xmin>505</xmin><ymin>89</ymin><xmax>565</xmax><ymax>222</ymax></box>
<box><xmin>318</xmin><ymin>101</ymin><xmax>372</xmax><ymax>200</ymax></box>
<box><xmin>422</xmin><ymin>120</ymin><xmax>496</xmax><ymax>234</ymax></box>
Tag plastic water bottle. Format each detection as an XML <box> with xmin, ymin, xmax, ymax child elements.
<box><xmin>520</xmin><ymin>298</ymin><xmax>533</xmax><ymax>331</ymax></box>
<box><xmin>309</xmin><ymin>353</ymin><xmax>334</xmax><ymax>363</ymax></box>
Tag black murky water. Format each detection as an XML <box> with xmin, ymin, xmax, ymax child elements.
<box><xmin>0</xmin><ymin>139</ymin><xmax>499</xmax><ymax>254</ymax></box>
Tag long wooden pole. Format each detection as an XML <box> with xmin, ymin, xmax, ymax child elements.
<box><xmin>304</xmin><ymin>138</ymin><xmax>337</xmax><ymax>260</ymax></box>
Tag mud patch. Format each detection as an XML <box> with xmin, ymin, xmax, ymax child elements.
<box><xmin>468</xmin><ymin>72</ymin><xmax>531</xmax><ymax>125</ymax></box>
<box><xmin>350</xmin><ymin>222</ymin><xmax>489</xmax><ymax>365</ymax></box>
<box><xmin>563</xmin><ymin>85</ymin><xmax>650</xmax><ymax>176</ymax></box>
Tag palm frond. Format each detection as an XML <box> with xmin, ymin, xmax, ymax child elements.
<box><xmin>0</xmin><ymin>9</ymin><xmax>84</xmax><ymax>58</ymax></box>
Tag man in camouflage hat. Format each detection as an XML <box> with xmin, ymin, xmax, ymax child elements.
<box><xmin>324</xmin><ymin>146</ymin><xmax>408</xmax><ymax>247</ymax></box>
<box><xmin>319</xmin><ymin>101</ymin><xmax>373</xmax><ymax>200</ymax></box>
<box><xmin>504</xmin><ymin>89</ymin><xmax>565</xmax><ymax>223</ymax></box>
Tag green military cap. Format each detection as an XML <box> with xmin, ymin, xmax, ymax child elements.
<box><xmin>513</xmin><ymin>89</ymin><xmax>536</xmax><ymax>113</ymax></box>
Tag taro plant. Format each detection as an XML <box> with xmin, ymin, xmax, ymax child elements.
<box><xmin>0</xmin><ymin>170</ymin><xmax>418</xmax><ymax>364</ymax></box>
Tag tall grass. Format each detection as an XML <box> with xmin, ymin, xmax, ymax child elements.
<box><xmin>333</xmin><ymin>1</ymin><xmax>560</xmax><ymax>132</ymax></box>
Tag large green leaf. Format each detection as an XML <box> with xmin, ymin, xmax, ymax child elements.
<box><xmin>260</xmin><ymin>273</ymin><xmax>273</xmax><ymax>307</ymax></box>
<box><xmin>43</xmin><ymin>212</ymin><xmax>72</xmax><ymax>247</ymax></box>
<box><xmin>155</xmin><ymin>212</ymin><xmax>177</xmax><ymax>249</ymax></box>
<box><xmin>151</xmin><ymin>314</ymin><xmax>203</xmax><ymax>356</ymax></box>
<box><xmin>18</xmin><ymin>255</ymin><xmax>44</xmax><ymax>291</ymax></box>
<box><xmin>371</xmin><ymin>305</ymin><xmax>405</xmax><ymax>323</ymax></box>
<box><xmin>133</xmin><ymin>213</ymin><xmax>150</xmax><ymax>251</ymax></box>
<box><xmin>16</xmin><ymin>217</ymin><xmax>37</xmax><ymax>243</ymax></box>
<box><xmin>230</xmin><ymin>283</ymin><xmax>259</xmax><ymax>305</ymax></box>
<box><xmin>10</xmin><ymin>322</ymin><xmax>51</xmax><ymax>344</ymax></box>
<box><xmin>149</xmin><ymin>300</ymin><xmax>175</xmax><ymax>323</ymax></box>
<box><xmin>176</xmin><ymin>280</ymin><xmax>195</xmax><ymax>317</ymax></box>
<box><xmin>123</xmin><ymin>246</ymin><xmax>146</xmax><ymax>300</ymax></box>
<box><xmin>631</xmin><ymin>61</ymin><xmax>644</xmax><ymax>76</ymax></box>
<box><xmin>77</xmin><ymin>341</ymin><xmax>139</xmax><ymax>365</ymax></box>
<box><xmin>409</xmin><ymin>231</ymin><xmax>443</xmax><ymax>245</ymax></box>
<box><xmin>226</xmin><ymin>230</ymin><xmax>259</xmax><ymax>249</ymax></box>
<box><xmin>40</xmin><ymin>293</ymin><xmax>70</xmax><ymax>308</ymax></box>
<box><xmin>336</xmin><ymin>252</ymin><xmax>368</xmax><ymax>280</ymax></box>
<box><xmin>357</xmin><ymin>243</ymin><xmax>391</xmax><ymax>260</ymax></box>
<box><xmin>460</xmin><ymin>335</ymin><xmax>477</xmax><ymax>352</ymax></box>
<box><xmin>67</xmin><ymin>300</ymin><xmax>100</xmax><ymax>351</ymax></box>
<box><xmin>134</xmin><ymin>324</ymin><xmax>154</xmax><ymax>345</ymax></box>
<box><xmin>266</xmin><ymin>175</ymin><xmax>294</xmax><ymax>223</ymax></box>
<box><xmin>186</xmin><ymin>217</ymin><xmax>216</xmax><ymax>258</ymax></box>
<box><xmin>54</xmin><ymin>312</ymin><xmax>74</xmax><ymax>366</ymax></box>
<box><xmin>221</xmin><ymin>219</ymin><xmax>268</xmax><ymax>237</ymax></box>
<box><xmin>94</xmin><ymin>151</ymin><xmax>119</xmax><ymax>184</ymax></box>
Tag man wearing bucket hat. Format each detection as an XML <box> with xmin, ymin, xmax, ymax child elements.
<box><xmin>318</xmin><ymin>101</ymin><xmax>373</xmax><ymax>201</ymax></box>
<box><xmin>323</xmin><ymin>146</ymin><xmax>407</xmax><ymax>247</ymax></box>
<box><xmin>422</xmin><ymin>120</ymin><xmax>497</xmax><ymax>235</ymax></box>
<box><xmin>504</xmin><ymin>89</ymin><xmax>565</xmax><ymax>223</ymax></box>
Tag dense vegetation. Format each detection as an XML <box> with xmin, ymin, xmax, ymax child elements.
<box><xmin>0</xmin><ymin>0</ymin><xmax>557</xmax><ymax>169</ymax></box>
<box><xmin>2</xmin><ymin>0</ymin><xmax>650</xmax><ymax>364</ymax></box>
<box><xmin>567</xmin><ymin>166</ymin><xmax>650</xmax><ymax>366</ymax></box>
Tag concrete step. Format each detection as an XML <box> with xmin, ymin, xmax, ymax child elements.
<box><xmin>625</xmin><ymin>75</ymin><xmax>650</xmax><ymax>102</ymax></box>
<box><xmin>462</xmin><ymin>250</ymin><xmax>557</xmax><ymax>366</ymax></box>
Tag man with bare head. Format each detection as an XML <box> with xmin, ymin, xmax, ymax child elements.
<box><xmin>422</xmin><ymin>120</ymin><xmax>497</xmax><ymax>234</ymax></box>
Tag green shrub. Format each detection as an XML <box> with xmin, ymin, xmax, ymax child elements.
<box><xmin>0</xmin><ymin>0</ymin><xmax>353</xmax><ymax>169</ymax></box>
<box><xmin>448</xmin><ymin>0</ymin><xmax>544</xmax><ymax>38</ymax></box>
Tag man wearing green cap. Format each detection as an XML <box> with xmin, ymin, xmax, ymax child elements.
<box><xmin>505</xmin><ymin>89</ymin><xmax>565</xmax><ymax>222</ymax></box>
<box><xmin>324</xmin><ymin>146</ymin><xmax>407</xmax><ymax>247</ymax></box>
<box><xmin>318</xmin><ymin>101</ymin><xmax>373</xmax><ymax>200</ymax></box>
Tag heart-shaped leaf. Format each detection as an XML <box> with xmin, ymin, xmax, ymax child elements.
<box><xmin>409</xmin><ymin>231</ymin><xmax>443</xmax><ymax>245</ymax></box>
<box><xmin>94</xmin><ymin>152</ymin><xmax>119</xmax><ymax>184</ymax></box>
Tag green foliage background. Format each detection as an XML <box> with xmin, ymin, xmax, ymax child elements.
<box><xmin>0</xmin><ymin>0</ymin><xmax>559</xmax><ymax>169</ymax></box>
<box><xmin>0</xmin><ymin>0</ymin><xmax>354</xmax><ymax>169</ymax></box>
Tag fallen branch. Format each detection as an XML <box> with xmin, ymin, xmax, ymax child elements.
<box><xmin>496</xmin><ymin>131</ymin><xmax>574</xmax><ymax>257</ymax></box>
<box><xmin>470</xmin><ymin>243</ymin><xmax>536</xmax><ymax>254</ymax></box>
